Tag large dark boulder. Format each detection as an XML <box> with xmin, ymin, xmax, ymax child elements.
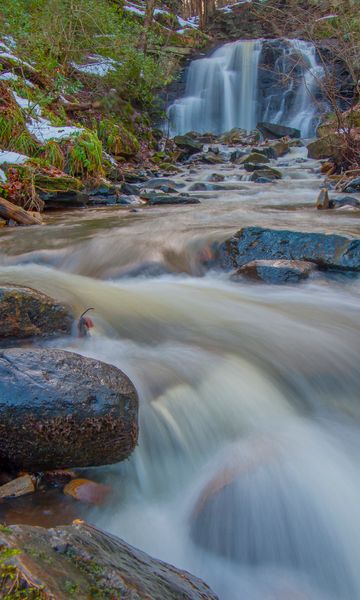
<box><xmin>0</xmin><ymin>285</ymin><xmax>73</xmax><ymax>339</ymax></box>
<box><xmin>173</xmin><ymin>135</ymin><xmax>203</xmax><ymax>156</ymax></box>
<box><xmin>0</xmin><ymin>521</ymin><xmax>219</xmax><ymax>600</ymax></box>
<box><xmin>257</xmin><ymin>122</ymin><xmax>301</xmax><ymax>139</ymax></box>
<box><xmin>0</xmin><ymin>349</ymin><xmax>138</xmax><ymax>471</ymax></box>
<box><xmin>219</xmin><ymin>227</ymin><xmax>360</xmax><ymax>272</ymax></box>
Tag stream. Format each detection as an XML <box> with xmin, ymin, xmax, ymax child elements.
<box><xmin>0</xmin><ymin>142</ymin><xmax>360</xmax><ymax>599</ymax></box>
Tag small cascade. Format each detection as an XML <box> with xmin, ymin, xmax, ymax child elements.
<box><xmin>167</xmin><ymin>38</ymin><xmax>325</xmax><ymax>138</ymax></box>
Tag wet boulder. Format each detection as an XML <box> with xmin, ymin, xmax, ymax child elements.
<box><xmin>219</xmin><ymin>227</ymin><xmax>360</xmax><ymax>272</ymax></box>
<box><xmin>332</xmin><ymin>195</ymin><xmax>360</xmax><ymax>209</ymax></box>
<box><xmin>250</xmin><ymin>167</ymin><xmax>282</xmax><ymax>181</ymax></box>
<box><xmin>232</xmin><ymin>259</ymin><xmax>315</xmax><ymax>284</ymax></box>
<box><xmin>239</xmin><ymin>152</ymin><xmax>270</xmax><ymax>165</ymax></box>
<box><xmin>271</xmin><ymin>140</ymin><xmax>290</xmax><ymax>158</ymax></box>
<box><xmin>173</xmin><ymin>135</ymin><xmax>203</xmax><ymax>156</ymax></box>
<box><xmin>0</xmin><ymin>348</ymin><xmax>138</xmax><ymax>471</ymax></box>
<box><xmin>0</xmin><ymin>285</ymin><xmax>73</xmax><ymax>339</ymax></box>
<box><xmin>218</xmin><ymin>128</ymin><xmax>260</xmax><ymax>145</ymax></box>
<box><xmin>0</xmin><ymin>521</ymin><xmax>219</xmax><ymax>600</ymax></box>
<box><xmin>257</xmin><ymin>122</ymin><xmax>301</xmax><ymax>139</ymax></box>
<box><xmin>140</xmin><ymin>192</ymin><xmax>200</xmax><ymax>205</ymax></box>
<box><xmin>342</xmin><ymin>177</ymin><xmax>360</xmax><ymax>193</ymax></box>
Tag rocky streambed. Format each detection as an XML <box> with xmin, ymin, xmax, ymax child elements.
<box><xmin>0</xmin><ymin>126</ymin><xmax>360</xmax><ymax>599</ymax></box>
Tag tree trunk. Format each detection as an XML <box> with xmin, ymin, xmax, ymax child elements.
<box><xmin>141</xmin><ymin>0</ymin><xmax>157</xmax><ymax>54</ymax></box>
<box><xmin>0</xmin><ymin>197</ymin><xmax>42</xmax><ymax>226</ymax></box>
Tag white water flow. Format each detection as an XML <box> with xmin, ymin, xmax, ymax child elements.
<box><xmin>0</xmin><ymin>146</ymin><xmax>360</xmax><ymax>599</ymax></box>
<box><xmin>168</xmin><ymin>40</ymin><xmax>262</xmax><ymax>135</ymax></box>
<box><xmin>168</xmin><ymin>39</ymin><xmax>324</xmax><ymax>137</ymax></box>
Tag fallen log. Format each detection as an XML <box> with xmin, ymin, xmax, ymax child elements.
<box><xmin>0</xmin><ymin>197</ymin><xmax>42</xmax><ymax>225</ymax></box>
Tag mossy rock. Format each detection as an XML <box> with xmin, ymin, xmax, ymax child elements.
<box><xmin>0</xmin><ymin>522</ymin><xmax>218</xmax><ymax>600</ymax></box>
<box><xmin>239</xmin><ymin>152</ymin><xmax>270</xmax><ymax>165</ymax></box>
<box><xmin>307</xmin><ymin>135</ymin><xmax>341</xmax><ymax>161</ymax></box>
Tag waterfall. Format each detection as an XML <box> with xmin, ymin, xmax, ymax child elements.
<box><xmin>167</xmin><ymin>39</ymin><xmax>325</xmax><ymax>138</ymax></box>
<box><xmin>167</xmin><ymin>40</ymin><xmax>262</xmax><ymax>136</ymax></box>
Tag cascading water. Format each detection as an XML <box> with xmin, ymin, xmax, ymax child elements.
<box><xmin>167</xmin><ymin>40</ymin><xmax>262</xmax><ymax>135</ymax></box>
<box><xmin>167</xmin><ymin>38</ymin><xmax>325</xmax><ymax>137</ymax></box>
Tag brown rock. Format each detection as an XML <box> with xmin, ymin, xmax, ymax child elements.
<box><xmin>316</xmin><ymin>188</ymin><xmax>331</xmax><ymax>210</ymax></box>
<box><xmin>0</xmin><ymin>474</ymin><xmax>35</xmax><ymax>499</ymax></box>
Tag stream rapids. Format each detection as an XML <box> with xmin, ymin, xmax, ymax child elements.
<box><xmin>0</xmin><ymin>145</ymin><xmax>360</xmax><ymax>599</ymax></box>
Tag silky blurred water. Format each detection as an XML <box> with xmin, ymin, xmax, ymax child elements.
<box><xmin>0</xmin><ymin>147</ymin><xmax>360</xmax><ymax>599</ymax></box>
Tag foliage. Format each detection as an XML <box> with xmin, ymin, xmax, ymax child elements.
<box><xmin>96</xmin><ymin>118</ymin><xmax>140</xmax><ymax>158</ymax></box>
<box><xmin>67</xmin><ymin>131</ymin><xmax>104</xmax><ymax>178</ymax></box>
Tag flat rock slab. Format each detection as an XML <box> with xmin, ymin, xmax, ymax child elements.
<box><xmin>0</xmin><ymin>285</ymin><xmax>73</xmax><ymax>339</ymax></box>
<box><xmin>0</xmin><ymin>522</ymin><xmax>219</xmax><ymax>600</ymax></box>
<box><xmin>219</xmin><ymin>227</ymin><xmax>360</xmax><ymax>272</ymax></box>
<box><xmin>0</xmin><ymin>349</ymin><xmax>138</xmax><ymax>471</ymax></box>
<box><xmin>232</xmin><ymin>260</ymin><xmax>315</xmax><ymax>284</ymax></box>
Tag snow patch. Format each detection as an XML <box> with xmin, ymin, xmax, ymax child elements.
<box><xmin>0</xmin><ymin>71</ymin><xmax>18</xmax><ymax>82</ymax></box>
<box><xmin>124</xmin><ymin>3</ymin><xmax>145</xmax><ymax>16</ymax></box>
<box><xmin>71</xmin><ymin>54</ymin><xmax>120</xmax><ymax>77</ymax></box>
<box><xmin>12</xmin><ymin>91</ymin><xmax>83</xmax><ymax>143</ymax></box>
<box><xmin>0</xmin><ymin>150</ymin><xmax>29</xmax><ymax>166</ymax></box>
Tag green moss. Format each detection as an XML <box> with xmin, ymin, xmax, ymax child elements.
<box><xmin>42</xmin><ymin>141</ymin><xmax>65</xmax><ymax>170</ymax></box>
<box><xmin>68</xmin><ymin>130</ymin><xmax>103</xmax><ymax>178</ymax></box>
<box><xmin>0</xmin><ymin>526</ymin><xmax>12</xmax><ymax>535</ymax></box>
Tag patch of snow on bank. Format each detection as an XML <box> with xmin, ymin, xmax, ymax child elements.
<box><xmin>12</xmin><ymin>92</ymin><xmax>83</xmax><ymax>143</ymax></box>
<box><xmin>124</xmin><ymin>3</ymin><xmax>145</xmax><ymax>16</ymax></box>
<box><xmin>0</xmin><ymin>72</ymin><xmax>18</xmax><ymax>82</ymax></box>
<box><xmin>71</xmin><ymin>54</ymin><xmax>120</xmax><ymax>77</ymax></box>
<box><xmin>0</xmin><ymin>150</ymin><xmax>29</xmax><ymax>165</ymax></box>
<box><xmin>0</xmin><ymin>50</ymin><xmax>34</xmax><ymax>70</ymax></box>
<box><xmin>28</xmin><ymin>118</ymin><xmax>83</xmax><ymax>144</ymax></box>
<box><xmin>219</xmin><ymin>1</ymin><xmax>250</xmax><ymax>12</ymax></box>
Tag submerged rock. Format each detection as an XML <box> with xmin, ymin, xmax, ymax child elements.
<box><xmin>232</xmin><ymin>259</ymin><xmax>315</xmax><ymax>284</ymax></box>
<box><xmin>0</xmin><ymin>285</ymin><xmax>73</xmax><ymax>339</ymax></box>
<box><xmin>257</xmin><ymin>122</ymin><xmax>301</xmax><ymax>139</ymax></box>
<box><xmin>141</xmin><ymin>192</ymin><xmax>200</xmax><ymax>205</ymax></box>
<box><xmin>0</xmin><ymin>349</ymin><xmax>138</xmax><ymax>471</ymax></box>
<box><xmin>0</xmin><ymin>521</ymin><xmax>219</xmax><ymax>600</ymax></box>
<box><xmin>219</xmin><ymin>227</ymin><xmax>360</xmax><ymax>272</ymax></box>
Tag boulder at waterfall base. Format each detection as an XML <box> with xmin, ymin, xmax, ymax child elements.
<box><xmin>257</xmin><ymin>122</ymin><xmax>301</xmax><ymax>139</ymax></box>
<box><xmin>0</xmin><ymin>285</ymin><xmax>73</xmax><ymax>339</ymax></box>
<box><xmin>219</xmin><ymin>227</ymin><xmax>360</xmax><ymax>272</ymax></box>
<box><xmin>0</xmin><ymin>348</ymin><xmax>138</xmax><ymax>471</ymax></box>
<box><xmin>0</xmin><ymin>521</ymin><xmax>219</xmax><ymax>600</ymax></box>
